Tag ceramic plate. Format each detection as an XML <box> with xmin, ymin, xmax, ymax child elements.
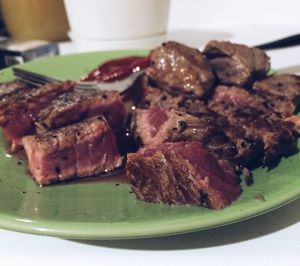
<box><xmin>0</xmin><ymin>50</ymin><xmax>299</xmax><ymax>240</ymax></box>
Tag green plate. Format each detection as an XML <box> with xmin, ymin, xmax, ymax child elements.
<box><xmin>0</xmin><ymin>50</ymin><xmax>299</xmax><ymax>240</ymax></box>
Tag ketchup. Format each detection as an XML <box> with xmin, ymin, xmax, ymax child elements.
<box><xmin>82</xmin><ymin>56</ymin><xmax>150</xmax><ymax>82</ymax></box>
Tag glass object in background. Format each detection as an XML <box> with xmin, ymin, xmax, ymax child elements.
<box><xmin>0</xmin><ymin>0</ymin><xmax>69</xmax><ymax>42</ymax></box>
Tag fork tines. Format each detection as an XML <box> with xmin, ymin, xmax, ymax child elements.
<box><xmin>13</xmin><ymin>67</ymin><xmax>102</xmax><ymax>90</ymax></box>
<box><xmin>13</xmin><ymin>67</ymin><xmax>61</xmax><ymax>86</ymax></box>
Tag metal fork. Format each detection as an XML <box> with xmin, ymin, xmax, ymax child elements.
<box><xmin>12</xmin><ymin>67</ymin><xmax>142</xmax><ymax>92</ymax></box>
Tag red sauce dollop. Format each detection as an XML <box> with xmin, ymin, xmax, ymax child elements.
<box><xmin>82</xmin><ymin>56</ymin><xmax>150</xmax><ymax>82</ymax></box>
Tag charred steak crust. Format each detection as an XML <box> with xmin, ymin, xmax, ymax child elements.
<box><xmin>203</xmin><ymin>40</ymin><xmax>270</xmax><ymax>87</ymax></box>
<box><xmin>131</xmin><ymin>106</ymin><xmax>262</xmax><ymax>165</ymax></box>
<box><xmin>210</xmin><ymin>103</ymin><xmax>297</xmax><ymax>164</ymax></box>
<box><xmin>210</xmin><ymin>85</ymin><xmax>296</xmax><ymax>118</ymax></box>
<box><xmin>253</xmin><ymin>74</ymin><xmax>300</xmax><ymax>102</ymax></box>
<box><xmin>0</xmin><ymin>81</ymin><xmax>74</xmax><ymax>125</ymax></box>
<box><xmin>35</xmin><ymin>88</ymin><xmax>126</xmax><ymax>132</ymax></box>
<box><xmin>23</xmin><ymin>116</ymin><xmax>122</xmax><ymax>185</ymax></box>
<box><xmin>127</xmin><ymin>141</ymin><xmax>241</xmax><ymax>210</ymax></box>
<box><xmin>131</xmin><ymin>107</ymin><xmax>237</xmax><ymax>160</ymax></box>
<box><xmin>0</xmin><ymin>81</ymin><xmax>74</xmax><ymax>152</ymax></box>
<box><xmin>0</xmin><ymin>79</ymin><xmax>29</xmax><ymax>98</ymax></box>
<box><xmin>124</xmin><ymin>74</ymin><xmax>209</xmax><ymax>115</ymax></box>
<box><xmin>146</xmin><ymin>41</ymin><xmax>215</xmax><ymax>98</ymax></box>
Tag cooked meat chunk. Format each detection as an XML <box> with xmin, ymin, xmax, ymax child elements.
<box><xmin>23</xmin><ymin>116</ymin><xmax>122</xmax><ymax>186</ymax></box>
<box><xmin>123</xmin><ymin>74</ymin><xmax>209</xmax><ymax>114</ymax></box>
<box><xmin>131</xmin><ymin>107</ymin><xmax>169</xmax><ymax>146</ymax></box>
<box><xmin>211</xmin><ymin>113</ymin><xmax>262</xmax><ymax>165</ymax></box>
<box><xmin>0</xmin><ymin>83</ymin><xmax>34</xmax><ymax>113</ymax></box>
<box><xmin>0</xmin><ymin>81</ymin><xmax>74</xmax><ymax>152</ymax></box>
<box><xmin>285</xmin><ymin>115</ymin><xmax>300</xmax><ymax>133</ymax></box>
<box><xmin>210</xmin><ymin>85</ymin><xmax>296</xmax><ymax>117</ymax></box>
<box><xmin>35</xmin><ymin>89</ymin><xmax>126</xmax><ymax>133</ymax></box>
<box><xmin>253</xmin><ymin>74</ymin><xmax>300</xmax><ymax>102</ymax></box>
<box><xmin>146</xmin><ymin>41</ymin><xmax>215</xmax><ymax>98</ymax></box>
<box><xmin>210</xmin><ymin>85</ymin><xmax>269</xmax><ymax>113</ymax></box>
<box><xmin>203</xmin><ymin>40</ymin><xmax>270</xmax><ymax>86</ymax></box>
<box><xmin>131</xmin><ymin>108</ymin><xmax>236</xmax><ymax>160</ymax></box>
<box><xmin>131</xmin><ymin>107</ymin><xmax>261</xmax><ymax>164</ymax></box>
<box><xmin>0</xmin><ymin>79</ymin><xmax>29</xmax><ymax>98</ymax></box>
<box><xmin>210</xmin><ymin>103</ymin><xmax>297</xmax><ymax>164</ymax></box>
<box><xmin>127</xmin><ymin>141</ymin><xmax>241</xmax><ymax>209</ymax></box>
<box><xmin>254</xmin><ymin>90</ymin><xmax>296</xmax><ymax>117</ymax></box>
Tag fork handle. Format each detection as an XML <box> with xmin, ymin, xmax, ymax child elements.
<box><xmin>255</xmin><ymin>34</ymin><xmax>300</xmax><ymax>50</ymax></box>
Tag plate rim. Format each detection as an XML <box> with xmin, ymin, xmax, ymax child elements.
<box><xmin>0</xmin><ymin>192</ymin><xmax>299</xmax><ymax>240</ymax></box>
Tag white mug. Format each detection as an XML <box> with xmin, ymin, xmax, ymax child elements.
<box><xmin>64</xmin><ymin>0</ymin><xmax>170</xmax><ymax>41</ymax></box>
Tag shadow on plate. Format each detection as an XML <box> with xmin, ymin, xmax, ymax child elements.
<box><xmin>71</xmin><ymin>197</ymin><xmax>300</xmax><ymax>251</ymax></box>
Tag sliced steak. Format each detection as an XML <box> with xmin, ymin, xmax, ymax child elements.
<box><xmin>0</xmin><ymin>82</ymin><xmax>34</xmax><ymax>113</ymax></box>
<box><xmin>124</xmin><ymin>74</ymin><xmax>209</xmax><ymax>114</ymax></box>
<box><xmin>0</xmin><ymin>81</ymin><xmax>74</xmax><ymax>152</ymax></box>
<box><xmin>203</xmin><ymin>40</ymin><xmax>270</xmax><ymax>86</ymax></box>
<box><xmin>127</xmin><ymin>141</ymin><xmax>241</xmax><ymax>209</ymax></box>
<box><xmin>131</xmin><ymin>107</ymin><xmax>260</xmax><ymax>164</ymax></box>
<box><xmin>23</xmin><ymin>116</ymin><xmax>122</xmax><ymax>186</ymax></box>
<box><xmin>35</xmin><ymin>89</ymin><xmax>126</xmax><ymax>133</ymax></box>
<box><xmin>146</xmin><ymin>41</ymin><xmax>215</xmax><ymax>98</ymax></box>
<box><xmin>210</xmin><ymin>85</ymin><xmax>296</xmax><ymax>117</ymax></box>
<box><xmin>131</xmin><ymin>108</ymin><xmax>236</xmax><ymax>160</ymax></box>
<box><xmin>131</xmin><ymin>107</ymin><xmax>169</xmax><ymax>146</ymax></box>
<box><xmin>0</xmin><ymin>79</ymin><xmax>29</xmax><ymax>98</ymax></box>
<box><xmin>210</xmin><ymin>103</ymin><xmax>297</xmax><ymax>164</ymax></box>
<box><xmin>254</xmin><ymin>90</ymin><xmax>296</xmax><ymax>117</ymax></box>
<box><xmin>253</xmin><ymin>74</ymin><xmax>300</xmax><ymax>103</ymax></box>
<box><xmin>210</xmin><ymin>85</ymin><xmax>268</xmax><ymax>113</ymax></box>
<box><xmin>211</xmin><ymin>113</ymin><xmax>262</xmax><ymax>166</ymax></box>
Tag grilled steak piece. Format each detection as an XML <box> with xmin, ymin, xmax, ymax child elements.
<box><xmin>210</xmin><ymin>103</ymin><xmax>297</xmax><ymax>164</ymax></box>
<box><xmin>210</xmin><ymin>85</ymin><xmax>269</xmax><ymax>113</ymax></box>
<box><xmin>131</xmin><ymin>108</ymin><xmax>236</xmax><ymax>160</ymax></box>
<box><xmin>211</xmin><ymin>113</ymin><xmax>262</xmax><ymax>166</ymax></box>
<box><xmin>35</xmin><ymin>89</ymin><xmax>126</xmax><ymax>133</ymax></box>
<box><xmin>23</xmin><ymin>116</ymin><xmax>122</xmax><ymax>186</ymax></box>
<box><xmin>0</xmin><ymin>79</ymin><xmax>29</xmax><ymax>98</ymax></box>
<box><xmin>203</xmin><ymin>40</ymin><xmax>270</xmax><ymax>86</ymax></box>
<box><xmin>286</xmin><ymin>115</ymin><xmax>300</xmax><ymax>133</ymax></box>
<box><xmin>131</xmin><ymin>107</ymin><xmax>260</xmax><ymax>164</ymax></box>
<box><xmin>131</xmin><ymin>107</ymin><xmax>169</xmax><ymax>146</ymax></box>
<box><xmin>210</xmin><ymin>85</ymin><xmax>296</xmax><ymax>117</ymax></box>
<box><xmin>124</xmin><ymin>74</ymin><xmax>209</xmax><ymax>115</ymax></box>
<box><xmin>253</xmin><ymin>74</ymin><xmax>300</xmax><ymax>103</ymax></box>
<box><xmin>255</xmin><ymin>90</ymin><xmax>297</xmax><ymax>118</ymax></box>
<box><xmin>146</xmin><ymin>41</ymin><xmax>215</xmax><ymax>98</ymax></box>
<box><xmin>0</xmin><ymin>82</ymin><xmax>34</xmax><ymax>113</ymax></box>
<box><xmin>0</xmin><ymin>81</ymin><xmax>74</xmax><ymax>152</ymax></box>
<box><xmin>210</xmin><ymin>85</ymin><xmax>300</xmax><ymax>135</ymax></box>
<box><xmin>127</xmin><ymin>141</ymin><xmax>241</xmax><ymax>209</ymax></box>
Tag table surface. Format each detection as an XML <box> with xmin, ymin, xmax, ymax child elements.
<box><xmin>1</xmin><ymin>1</ymin><xmax>300</xmax><ymax>265</ymax></box>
